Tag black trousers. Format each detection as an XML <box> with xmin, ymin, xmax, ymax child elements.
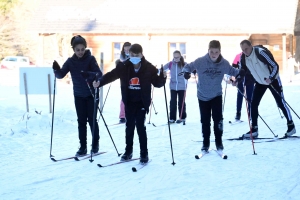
<box><xmin>236</xmin><ymin>82</ymin><xmax>254</xmax><ymax>114</ymax></box>
<box><xmin>198</xmin><ymin>95</ymin><xmax>223</xmax><ymax>144</ymax></box>
<box><xmin>170</xmin><ymin>90</ymin><xmax>187</xmax><ymax>120</ymax></box>
<box><xmin>251</xmin><ymin>78</ymin><xmax>292</xmax><ymax>126</ymax></box>
<box><xmin>125</xmin><ymin>101</ymin><xmax>147</xmax><ymax>153</ymax></box>
<box><xmin>74</xmin><ymin>96</ymin><xmax>99</xmax><ymax>147</ymax></box>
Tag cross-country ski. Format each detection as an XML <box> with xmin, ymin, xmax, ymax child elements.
<box><xmin>132</xmin><ymin>159</ymin><xmax>152</xmax><ymax>172</ymax></box>
<box><xmin>97</xmin><ymin>158</ymin><xmax>140</xmax><ymax>168</ymax></box>
<box><xmin>74</xmin><ymin>151</ymin><xmax>107</xmax><ymax>161</ymax></box>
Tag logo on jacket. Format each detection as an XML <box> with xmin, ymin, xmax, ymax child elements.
<box><xmin>203</xmin><ymin>68</ymin><xmax>222</xmax><ymax>79</ymax></box>
<box><xmin>128</xmin><ymin>77</ymin><xmax>141</xmax><ymax>90</ymax></box>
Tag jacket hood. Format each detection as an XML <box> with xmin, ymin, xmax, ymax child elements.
<box><xmin>204</xmin><ymin>53</ymin><xmax>224</xmax><ymax>65</ymax></box>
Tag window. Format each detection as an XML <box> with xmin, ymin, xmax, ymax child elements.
<box><xmin>113</xmin><ymin>42</ymin><xmax>125</xmax><ymax>61</ymax></box>
<box><xmin>168</xmin><ymin>42</ymin><xmax>186</xmax><ymax>60</ymax></box>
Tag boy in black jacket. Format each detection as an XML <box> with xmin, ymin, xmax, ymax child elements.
<box><xmin>93</xmin><ymin>44</ymin><xmax>166</xmax><ymax>163</ymax></box>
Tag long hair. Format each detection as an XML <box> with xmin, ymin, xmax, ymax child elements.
<box><xmin>121</xmin><ymin>42</ymin><xmax>131</xmax><ymax>58</ymax></box>
<box><xmin>173</xmin><ymin>50</ymin><xmax>185</xmax><ymax>67</ymax></box>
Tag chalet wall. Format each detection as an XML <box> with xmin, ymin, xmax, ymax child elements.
<box><xmin>250</xmin><ymin>34</ymin><xmax>296</xmax><ymax>74</ymax></box>
<box><xmin>80</xmin><ymin>34</ymin><xmax>246</xmax><ymax>73</ymax></box>
<box><xmin>39</xmin><ymin>33</ymin><xmax>296</xmax><ymax>77</ymax></box>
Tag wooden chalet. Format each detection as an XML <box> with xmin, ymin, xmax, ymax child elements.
<box><xmin>29</xmin><ymin>0</ymin><xmax>300</xmax><ymax>75</ymax></box>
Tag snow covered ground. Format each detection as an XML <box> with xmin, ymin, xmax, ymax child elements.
<box><xmin>1</xmin><ymin>68</ymin><xmax>300</xmax><ymax>200</ymax></box>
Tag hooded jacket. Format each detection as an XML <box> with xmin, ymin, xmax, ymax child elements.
<box><xmin>54</xmin><ymin>50</ymin><xmax>102</xmax><ymax>97</ymax></box>
<box><xmin>183</xmin><ymin>53</ymin><xmax>239</xmax><ymax>101</ymax></box>
<box><xmin>163</xmin><ymin>61</ymin><xmax>187</xmax><ymax>91</ymax></box>
<box><xmin>99</xmin><ymin>57</ymin><xmax>166</xmax><ymax>113</ymax></box>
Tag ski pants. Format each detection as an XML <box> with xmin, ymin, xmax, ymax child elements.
<box><xmin>236</xmin><ymin>82</ymin><xmax>254</xmax><ymax>114</ymax></box>
<box><xmin>198</xmin><ymin>95</ymin><xmax>223</xmax><ymax>146</ymax></box>
<box><xmin>74</xmin><ymin>95</ymin><xmax>99</xmax><ymax>147</ymax></box>
<box><xmin>125</xmin><ymin>101</ymin><xmax>147</xmax><ymax>153</ymax></box>
<box><xmin>250</xmin><ymin>78</ymin><xmax>293</xmax><ymax>127</ymax></box>
<box><xmin>170</xmin><ymin>90</ymin><xmax>187</xmax><ymax>121</ymax></box>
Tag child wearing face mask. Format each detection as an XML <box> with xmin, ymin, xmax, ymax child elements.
<box><xmin>163</xmin><ymin>50</ymin><xmax>187</xmax><ymax>123</ymax></box>
<box><xmin>183</xmin><ymin>40</ymin><xmax>240</xmax><ymax>153</ymax></box>
<box><xmin>52</xmin><ymin>35</ymin><xmax>102</xmax><ymax>156</ymax></box>
<box><xmin>118</xmin><ymin>42</ymin><xmax>131</xmax><ymax>124</ymax></box>
<box><xmin>93</xmin><ymin>44</ymin><xmax>166</xmax><ymax>163</ymax></box>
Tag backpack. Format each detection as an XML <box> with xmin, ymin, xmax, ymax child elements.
<box><xmin>168</xmin><ymin>61</ymin><xmax>172</xmax><ymax>70</ymax></box>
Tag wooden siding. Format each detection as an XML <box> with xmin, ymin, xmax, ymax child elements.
<box><xmin>250</xmin><ymin>34</ymin><xmax>296</xmax><ymax>74</ymax></box>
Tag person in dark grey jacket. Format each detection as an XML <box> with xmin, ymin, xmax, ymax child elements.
<box><xmin>163</xmin><ymin>50</ymin><xmax>187</xmax><ymax>123</ymax></box>
<box><xmin>183</xmin><ymin>40</ymin><xmax>239</xmax><ymax>152</ymax></box>
<box><xmin>52</xmin><ymin>35</ymin><xmax>102</xmax><ymax>156</ymax></box>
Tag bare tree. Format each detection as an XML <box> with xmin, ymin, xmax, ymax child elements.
<box><xmin>0</xmin><ymin>0</ymin><xmax>40</xmax><ymax>62</ymax></box>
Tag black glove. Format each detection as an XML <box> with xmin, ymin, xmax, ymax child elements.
<box><xmin>52</xmin><ymin>60</ymin><xmax>60</xmax><ymax>70</ymax></box>
<box><xmin>184</xmin><ymin>72</ymin><xmax>191</xmax><ymax>80</ymax></box>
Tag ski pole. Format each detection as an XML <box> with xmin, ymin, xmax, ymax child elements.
<box><xmin>100</xmin><ymin>83</ymin><xmax>111</xmax><ymax>113</ymax></box>
<box><xmin>178</xmin><ymin>82</ymin><xmax>187</xmax><ymax>125</ymax></box>
<box><xmin>89</xmin><ymin>86</ymin><xmax>99</xmax><ymax>163</ymax></box>
<box><xmin>268</xmin><ymin>81</ymin><xmax>300</xmax><ymax>120</ymax></box>
<box><xmin>86</xmin><ymin>81</ymin><xmax>121</xmax><ymax>157</ymax></box>
<box><xmin>223</xmin><ymin>81</ymin><xmax>228</xmax><ymax>113</ymax></box>
<box><xmin>98</xmin><ymin>110</ymin><xmax>122</xmax><ymax>157</ymax></box>
<box><xmin>277</xmin><ymin>107</ymin><xmax>284</xmax><ymax>118</ymax></box>
<box><xmin>243</xmin><ymin>85</ymin><xmax>257</xmax><ymax>155</ymax></box>
<box><xmin>49</xmin><ymin>76</ymin><xmax>56</xmax><ymax>158</ymax></box>
<box><xmin>236</xmin><ymin>86</ymin><xmax>278</xmax><ymax>138</ymax></box>
<box><xmin>162</xmin><ymin>65</ymin><xmax>176</xmax><ymax>165</ymax></box>
<box><xmin>148</xmin><ymin>87</ymin><xmax>154</xmax><ymax>124</ymax></box>
<box><xmin>152</xmin><ymin>102</ymin><xmax>158</xmax><ymax>114</ymax></box>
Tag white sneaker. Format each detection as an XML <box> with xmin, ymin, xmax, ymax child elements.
<box><xmin>169</xmin><ymin>119</ymin><xmax>175</xmax><ymax>123</ymax></box>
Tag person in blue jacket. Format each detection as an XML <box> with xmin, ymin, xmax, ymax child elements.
<box><xmin>52</xmin><ymin>35</ymin><xmax>102</xmax><ymax>156</ymax></box>
<box><xmin>163</xmin><ymin>50</ymin><xmax>187</xmax><ymax>123</ymax></box>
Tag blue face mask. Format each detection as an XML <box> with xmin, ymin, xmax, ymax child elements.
<box><xmin>130</xmin><ymin>57</ymin><xmax>141</xmax><ymax>65</ymax></box>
